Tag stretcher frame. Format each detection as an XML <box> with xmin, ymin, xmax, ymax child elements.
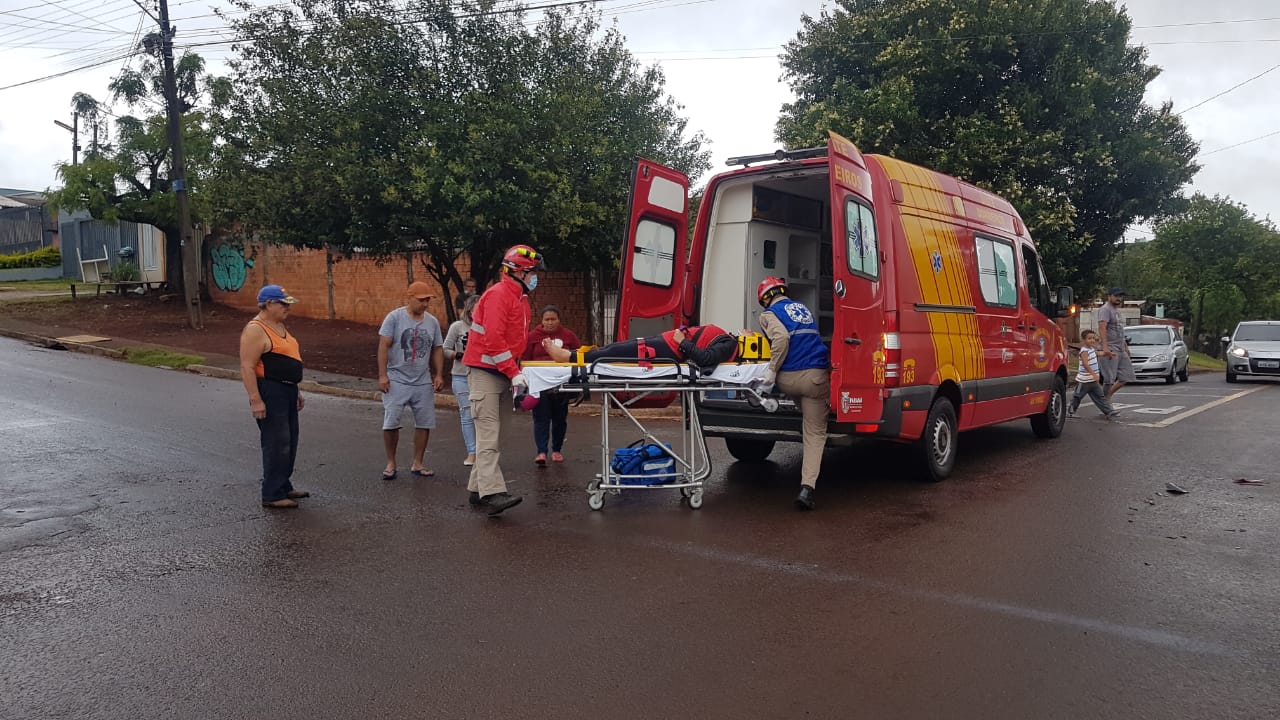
<box><xmin>542</xmin><ymin>358</ymin><xmax>774</xmax><ymax>511</ymax></box>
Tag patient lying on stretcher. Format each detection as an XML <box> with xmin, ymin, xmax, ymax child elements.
<box><xmin>541</xmin><ymin>324</ymin><xmax>738</xmax><ymax>370</ymax></box>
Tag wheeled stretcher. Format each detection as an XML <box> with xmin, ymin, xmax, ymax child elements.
<box><xmin>521</xmin><ymin>358</ymin><xmax>777</xmax><ymax>510</ymax></box>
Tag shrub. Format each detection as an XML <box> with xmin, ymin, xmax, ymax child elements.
<box><xmin>0</xmin><ymin>246</ymin><xmax>61</xmax><ymax>269</ymax></box>
<box><xmin>109</xmin><ymin>261</ymin><xmax>140</xmax><ymax>282</ymax></box>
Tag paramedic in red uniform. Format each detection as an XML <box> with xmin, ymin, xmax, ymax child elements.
<box><xmin>541</xmin><ymin>324</ymin><xmax>737</xmax><ymax>368</ymax></box>
<box><xmin>462</xmin><ymin>244</ymin><xmax>544</xmax><ymax>516</ymax></box>
<box><xmin>756</xmin><ymin>277</ymin><xmax>830</xmax><ymax>510</ymax></box>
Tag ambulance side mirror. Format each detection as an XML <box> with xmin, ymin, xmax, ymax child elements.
<box><xmin>1054</xmin><ymin>286</ymin><xmax>1075</xmax><ymax>318</ymax></box>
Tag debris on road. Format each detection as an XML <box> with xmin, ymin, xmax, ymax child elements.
<box><xmin>1165</xmin><ymin>482</ymin><xmax>1189</xmax><ymax>495</ymax></box>
<box><xmin>1233</xmin><ymin>478</ymin><xmax>1267</xmax><ymax>486</ymax></box>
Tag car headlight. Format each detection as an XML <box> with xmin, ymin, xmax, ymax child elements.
<box><xmin>1150</xmin><ymin>353</ymin><xmax>1169</xmax><ymax>362</ymax></box>
<box><xmin>1230</xmin><ymin>346</ymin><xmax>1249</xmax><ymax>358</ymax></box>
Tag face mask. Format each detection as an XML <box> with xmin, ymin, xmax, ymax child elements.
<box><xmin>524</xmin><ymin>273</ymin><xmax>538</xmax><ymax>291</ymax></box>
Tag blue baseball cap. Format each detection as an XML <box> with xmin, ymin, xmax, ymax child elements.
<box><xmin>257</xmin><ymin>284</ymin><xmax>298</xmax><ymax>304</ymax></box>
<box><xmin>1108</xmin><ymin>287</ymin><xmax>1126</xmax><ymax>296</ymax></box>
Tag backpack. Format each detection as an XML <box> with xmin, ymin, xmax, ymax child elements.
<box><xmin>609</xmin><ymin>441</ymin><xmax>675</xmax><ymax>486</ymax></box>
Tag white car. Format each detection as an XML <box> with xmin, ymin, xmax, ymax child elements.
<box><xmin>1124</xmin><ymin>325</ymin><xmax>1189</xmax><ymax>384</ymax></box>
<box><xmin>1222</xmin><ymin>321</ymin><xmax>1280</xmax><ymax>383</ymax></box>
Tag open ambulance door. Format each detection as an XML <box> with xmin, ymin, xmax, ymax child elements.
<box><xmin>827</xmin><ymin>131</ymin><xmax>886</xmax><ymax>425</ymax></box>
<box><xmin>616</xmin><ymin>159</ymin><xmax>690</xmax><ymax>341</ymax></box>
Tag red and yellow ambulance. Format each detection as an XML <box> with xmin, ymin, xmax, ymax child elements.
<box><xmin>616</xmin><ymin>131</ymin><xmax>1075</xmax><ymax>480</ymax></box>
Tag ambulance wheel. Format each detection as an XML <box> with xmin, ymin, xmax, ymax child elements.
<box><xmin>687</xmin><ymin>491</ymin><xmax>704</xmax><ymax>509</ymax></box>
<box><xmin>588</xmin><ymin>493</ymin><xmax>604</xmax><ymax>511</ymax></box>
<box><xmin>1031</xmin><ymin>375</ymin><xmax>1067</xmax><ymax>439</ymax></box>
<box><xmin>725</xmin><ymin>438</ymin><xmax>775</xmax><ymax>462</ymax></box>
<box><xmin>918</xmin><ymin>397</ymin><xmax>957</xmax><ymax>482</ymax></box>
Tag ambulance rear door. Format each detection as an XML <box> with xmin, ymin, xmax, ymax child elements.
<box><xmin>827</xmin><ymin>131</ymin><xmax>886</xmax><ymax>423</ymax></box>
<box><xmin>616</xmin><ymin>159</ymin><xmax>690</xmax><ymax>341</ymax></box>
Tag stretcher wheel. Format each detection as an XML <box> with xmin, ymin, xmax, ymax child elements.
<box><xmin>588</xmin><ymin>492</ymin><xmax>605</xmax><ymax>511</ymax></box>
<box><xmin>687</xmin><ymin>491</ymin><xmax>704</xmax><ymax>509</ymax></box>
<box><xmin>680</xmin><ymin>486</ymin><xmax>693</xmax><ymax>498</ymax></box>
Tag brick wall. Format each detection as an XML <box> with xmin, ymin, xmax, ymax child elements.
<box><xmin>209</xmin><ymin>241</ymin><xmax>595</xmax><ymax>339</ymax></box>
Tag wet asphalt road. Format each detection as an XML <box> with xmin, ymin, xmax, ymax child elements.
<box><xmin>2</xmin><ymin>336</ymin><xmax>1278</xmax><ymax>720</ymax></box>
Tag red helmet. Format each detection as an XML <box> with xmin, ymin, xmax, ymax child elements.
<box><xmin>502</xmin><ymin>244</ymin><xmax>544</xmax><ymax>273</ymax></box>
<box><xmin>757</xmin><ymin>276</ymin><xmax>787</xmax><ymax>307</ymax></box>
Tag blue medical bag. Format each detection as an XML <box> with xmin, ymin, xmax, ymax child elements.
<box><xmin>609</xmin><ymin>442</ymin><xmax>675</xmax><ymax>486</ymax></box>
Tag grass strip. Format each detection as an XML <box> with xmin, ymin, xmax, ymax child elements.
<box><xmin>124</xmin><ymin>347</ymin><xmax>206</xmax><ymax>369</ymax></box>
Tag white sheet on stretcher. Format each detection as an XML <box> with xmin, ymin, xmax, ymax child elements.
<box><xmin>523</xmin><ymin>362</ymin><xmax>772</xmax><ymax>397</ymax></box>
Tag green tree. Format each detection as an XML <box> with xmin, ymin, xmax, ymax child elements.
<box><xmin>1149</xmin><ymin>194</ymin><xmax>1280</xmax><ymax>347</ymax></box>
<box><xmin>776</xmin><ymin>0</ymin><xmax>1199</xmax><ymax>289</ymax></box>
<box><xmin>215</xmin><ymin>0</ymin><xmax>709</xmax><ymax>320</ymax></box>
<box><xmin>48</xmin><ymin>34</ymin><xmax>217</xmax><ymax>292</ymax></box>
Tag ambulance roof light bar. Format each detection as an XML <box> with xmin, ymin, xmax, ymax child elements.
<box><xmin>725</xmin><ymin>146</ymin><xmax>826</xmax><ymax>167</ymax></box>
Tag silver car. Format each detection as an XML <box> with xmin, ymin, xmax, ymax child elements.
<box><xmin>1124</xmin><ymin>325</ymin><xmax>1190</xmax><ymax>384</ymax></box>
<box><xmin>1222</xmin><ymin>320</ymin><xmax>1280</xmax><ymax>383</ymax></box>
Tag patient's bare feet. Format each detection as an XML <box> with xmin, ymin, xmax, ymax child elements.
<box><xmin>542</xmin><ymin>338</ymin><xmax>572</xmax><ymax>362</ymax></box>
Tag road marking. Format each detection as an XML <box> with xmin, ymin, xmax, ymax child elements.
<box><xmin>0</xmin><ymin>418</ymin><xmax>62</xmax><ymax>431</ymax></box>
<box><xmin>1126</xmin><ymin>386</ymin><xmax>1269</xmax><ymax>428</ymax></box>
<box><xmin>1117</xmin><ymin>392</ymin><xmax>1236</xmax><ymax>398</ymax></box>
<box><xmin>628</xmin><ymin>537</ymin><xmax>1235</xmax><ymax>657</ymax></box>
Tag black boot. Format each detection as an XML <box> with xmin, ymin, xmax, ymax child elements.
<box><xmin>469</xmin><ymin>491</ymin><xmax>483</xmax><ymax>506</ymax></box>
<box><xmin>479</xmin><ymin>492</ymin><xmax>523</xmax><ymax>516</ymax></box>
<box><xmin>795</xmin><ymin>485</ymin><xmax>816</xmax><ymax>511</ymax></box>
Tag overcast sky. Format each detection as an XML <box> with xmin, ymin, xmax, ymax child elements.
<box><xmin>1</xmin><ymin>0</ymin><xmax>1277</xmax><ymax>233</ymax></box>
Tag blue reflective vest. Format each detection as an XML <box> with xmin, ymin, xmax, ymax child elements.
<box><xmin>767</xmin><ymin>297</ymin><xmax>828</xmax><ymax>372</ymax></box>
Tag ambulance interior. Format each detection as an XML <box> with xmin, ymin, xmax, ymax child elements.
<box><xmin>700</xmin><ymin>168</ymin><xmax>835</xmax><ymax>342</ymax></box>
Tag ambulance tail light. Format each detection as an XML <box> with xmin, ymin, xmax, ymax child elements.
<box><xmin>883</xmin><ymin>311</ymin><xmax>901</xmax><ymax>388</ymax></box>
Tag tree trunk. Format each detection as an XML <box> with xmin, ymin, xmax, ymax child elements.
<box><xmin>585</xmin><ymin>269</ymin><xmax>603</xmax><ymax>346</ymax></box>
<box><xmin>1191</xmin><ymin>289</ymin><xmax>1204</xmax><ymax>353</ymax></box>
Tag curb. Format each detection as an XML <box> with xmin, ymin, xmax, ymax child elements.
<box><xmin>0</xmin><ymin>327</ymin><xmax>126</xmax><ymax>359</ymax></box>
<box><xmin>0</xmin><ymin>326</ymin><xmax>688</xmax><ymax>419</ymax></box>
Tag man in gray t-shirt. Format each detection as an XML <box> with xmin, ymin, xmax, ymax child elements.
<box><xmin>1096</xmin><ymin>287</ymin><xmax>1136</xmax><ymax>405</ymax></box>
<box><xmin>377</xmin><ymin>282</ymin><xmax>445</xmax><ymax>479</ymax></box>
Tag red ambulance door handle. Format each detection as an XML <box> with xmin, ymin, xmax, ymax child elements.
<box><xmin>843</xmin><ymin>337</ymin><xmax>862</xmax><ymax>345</ymax></box>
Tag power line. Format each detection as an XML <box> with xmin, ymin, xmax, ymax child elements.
<box><xmin>1200</xmin><ymin>128</ymin><xmax>1280</xmax><ymax>157</ymax></box>
<box><xmin>1179</xmin><ymin>62</ymin><xmax>1280</xmax><ymax>115</ymax></box>
<box><xmin>0</xmin><ymin>49</ymin><xmax>138</xmax><ymax>90</ymax></box>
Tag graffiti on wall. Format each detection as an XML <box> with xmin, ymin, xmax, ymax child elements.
<box><xmin>211</xmin><ymin>244</ymin><xmax>255</xmax><ymax>291</ymax></box>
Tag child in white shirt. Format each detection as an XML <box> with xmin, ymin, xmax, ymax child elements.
<box><xmin>1070</xmin><ymin>330</ymin><xmax>1118</xmax><ymax>420</ymax></box>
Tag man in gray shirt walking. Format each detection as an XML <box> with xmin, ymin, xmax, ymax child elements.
<box><xmin>378</xmin><ymin>282</ymin><xmax>446</xmax><ymax>479</ymax></box>
<box><xmin>1096</xmin><ymin>287</ymin><xmax>1136</xmax><ymax>406</ymax></box>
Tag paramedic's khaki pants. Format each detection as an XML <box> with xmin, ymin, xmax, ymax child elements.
<box><xmin>467</xmin><ymin>370</ymin><xmax>511</xmax><ymax>497</ymax></box>
<box><xmin>776</xmin><ymin>368</ymin><xmax>830</xmax><ymax>488</ymax></box>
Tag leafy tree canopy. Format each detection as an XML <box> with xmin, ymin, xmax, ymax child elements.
<box><xmin>776</xmin><ymin>0</ymin><xmax>1199</xmax><ymax>290</ymax></box>
<box><xmin>214</xmin><ymin>0</ymin><xmax>710</xmax><ymax>316</ymax></box>
<box><xmin>1147</xmin><ymin>194</ymin><xmax>1280</xmax><ymax>342</ymax></box>
<box><xmin>48</xmin><ymin>35</ymin><xmax>219</xmax><ymax>289</ymax></box>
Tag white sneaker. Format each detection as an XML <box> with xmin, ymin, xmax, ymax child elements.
<box><xmin>463</xmin><ymin>455</ymin><xmax>476</xmax><ymax>466</ymax></box>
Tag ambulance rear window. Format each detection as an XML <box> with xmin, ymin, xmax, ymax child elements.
<box><xmin>845</xmin><ymin>200</ymin><xmax>879</xmax><ymax>280</ymax></box>
<box><xmin>631</xmin><ymin>219</ymin><xmax>676</xmax><ymax>287</ymax></box>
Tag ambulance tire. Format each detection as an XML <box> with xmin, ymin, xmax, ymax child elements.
<box><xmin>918</xmin><ymin>397</ymin><xmax>958</xmax><ymax>482</ymax></box>
<box><xmin>725</xmin><ymin>438</ymin><xmax>775</xmax><ymax>463</ymax></box>
<box><xmin>1031</xmin><ymin>376</ymin><xmax>1068</xmax><ymax>439</ymax></box>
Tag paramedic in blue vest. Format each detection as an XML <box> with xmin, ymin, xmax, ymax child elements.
<box><xmin>756</xmin><ymin>277</ymin><xmax>830</xmax><ymax>511</ymax></box>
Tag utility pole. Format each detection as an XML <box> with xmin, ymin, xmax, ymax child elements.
<box><xmin>53</xmin><ymin>115</ymin><xmax>80</xmax><ymax>165</ymax></box>
<box><xmin>157</xmin><ymin>0</ymin><xmax>202</xmax><ymax>329</ymax></box>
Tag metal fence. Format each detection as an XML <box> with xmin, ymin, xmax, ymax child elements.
<box><xmin>0</xmin><ymin>206</ymin><xmax>49</xmax><ymax>255</ymax></box>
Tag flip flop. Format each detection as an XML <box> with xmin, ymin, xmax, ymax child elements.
<box><xmin>382</xmin><ymin>469</ymin><xmax>398</xmax><ymax>480</ymax></box>
<box><xmin>410</xmin><ymin>468</ymin><xmax>435</xmax><ymax>477</ymax></box>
